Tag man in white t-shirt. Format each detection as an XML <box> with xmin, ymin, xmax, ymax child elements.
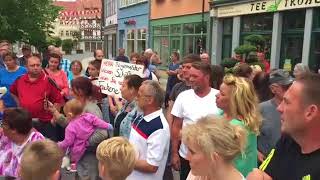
<box><xmin>171</xmin><ymin>61</ymin><xmax>220</xmax><ymax>180</ymax></box>
<box><xmin>127</xmin><ymin>80</ymin><xmax>170</xmax><ymax>180</ymax></box>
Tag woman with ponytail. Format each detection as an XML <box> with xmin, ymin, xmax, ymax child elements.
<box><xmin>182</xmin><ymin>116</ymin><xmax>247</xmax><ymax>180</ymax></box>
<box><xmin>48</xmin><ymin>77</ymin><xmax>106</xmax><ymax>180</ymax></box>
<box><xmin>216</xmin><ymin>74</ymin><xmax>262</xmax><ymax>176</ymax></box>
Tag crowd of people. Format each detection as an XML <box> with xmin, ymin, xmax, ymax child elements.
<box><xmin>1</xmin><ymin>38</ymin><xmax>320</xmax><ymax>180</ymax></box>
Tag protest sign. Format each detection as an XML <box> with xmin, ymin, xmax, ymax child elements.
<box><xmin>98</xmin><ymin>59</ymin><xmax>144</xmax><ymax>97</ymax></box>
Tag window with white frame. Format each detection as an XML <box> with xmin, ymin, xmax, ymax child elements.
<box><xmin>127</xmin><ymin>29</ymin><xmax>135</xmax><ymax>54</ymax></box>
<box><xmin>137</xmin><ymin>28</ymin><xmax>147</xmax><ymax>53</ymax></box>
<box><xmin>120</xmin><ymin>0</ymin><xmax>147</xmax><ymax>8</ymax></box>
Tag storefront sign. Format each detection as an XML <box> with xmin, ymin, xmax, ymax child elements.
<box><xmin>212</xmin><ymin>0</ymin><xmax>320</xmax><ymax>17</ymax></box>
<box><xmin>283</xmin><ymin>59</ymin><xmax>292</xmax><ymax>72</ymax></box>
<box><xmin>124</xmin><ymin>19</ymin><xmax>136</xmax><ymax>25</ymax></box>
<box><xmin>98</xmin><ymin>59</ymin><xmax>144</xmax><ymax>97</ymax></box>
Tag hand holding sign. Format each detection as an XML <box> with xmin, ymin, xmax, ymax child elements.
<box><xmin>98</xmin><ymin>59</ymin><xmax>144</xmax><ymax>97</ymax></box>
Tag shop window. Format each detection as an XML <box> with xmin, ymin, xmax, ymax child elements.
<box><xmin>241</xmin><ymin>13</ymin><xmax>273</xmax><ymax>59</ymax></box>
<box><xmin>183</xmin><ymin>23</ymin><xmax>194</xmax><ymax>34</ymax></box>
<box><xmin>195</xmin><ymin>22</ymin><xmax>207</xmax><ymax>34</ymax></box>
<box><xmin>280</xmin><ymin>9</ymin><xmax>305</xmax><ymax>72</ymax></box>
<box><xmin>153</xmin><ymin>37</ymin><xmax>169</xmax><ymax>65</ymax></box>
<box><xmin>183</xmin><ymin>36</ymin><xmax>206</xmax><ymax>56</ymax></box>
<box><xmin>170</xmin><ymin>24</ymin><xmax>181</xmax><ymax>35</ymax></box>
<box><xmin>161</xmin><ymin>25</ymin><xmax>169</xmax><ymax>35</ymax></box>
<box><xmin>222</xmin><ymin>18</ymin><xmax>233</xmax><ymax>59</ymax></box>
<box><xmin>309</xmin><ymin>8</ymin><xmax>320</xmax><ymax>72</ymax></box>
<box><xmin>242</xmin><ymin>13</ymin><xmax>273</xmax><ymax>32</ymax></box>
<box><xmin>153</xmin><ymin>26</ymin><xmax>161</xmax><ymax>35</ymax></box>
<box><xmin>283</xmin><ymin>10</ymin><xmax>305</xmax><ymax>31</ymax></box>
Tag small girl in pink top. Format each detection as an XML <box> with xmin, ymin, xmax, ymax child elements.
<box><xmin>58</xmin><ymin>99</ymin><xmax>113</xmax><ymax>171</ymax></box>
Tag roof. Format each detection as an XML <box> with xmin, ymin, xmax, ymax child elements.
<box><xmin>54</xmin><ymin>0</ymin><xmax>102</xmax><ymax>25</ymax></box>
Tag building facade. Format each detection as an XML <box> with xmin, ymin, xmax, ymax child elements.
<box><xmin>103</xmin><ymin>0</ymin><xmax>117</xmax><ymax>59</ymax></box>
<box><xmin>210</xmin><ymin>0</ymin><xmax>320</xmax><ymax>72</ymax></box>
<box><xmin>53</xmin><ymin>0</ymin><xmax>103</xmax><ymax>53</ymax></box>
<box><xmin>150</xmin><ymin>0</ymin><xmax>210</xmax><ymax>65</ymax></box>
<box><xmin>53</xmin><ymin>1</ymin><xmax>80</xmax><ymax>41</ymax></box>
<box><xmin>117</xmin><ymin>0</ymin><xmax>149</xmax><ymax>56</ymax></box>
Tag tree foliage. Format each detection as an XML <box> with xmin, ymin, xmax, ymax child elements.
<box><xmin>0</xmin><ymin>0</ymin><xmax>61</xmax><ymax>52</ymax></box>
<box><xmin>62</xmin><ymin>39</ymin><xmax>73</xmax><ymax>54</ymax></box>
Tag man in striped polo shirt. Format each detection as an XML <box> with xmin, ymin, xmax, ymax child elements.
<box><xmin>127</xmin><ymin>80</ymin><xmax>170</xmax><ymax>180</ymax></box>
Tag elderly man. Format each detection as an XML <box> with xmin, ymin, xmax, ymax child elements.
<box><xmin>171</xmin><ymin>61</ymin><xmax>220</xmax><ymax>180</ymax></box>
<box><xmin>248</xmin><ymin>72</ymin><xmax>320</xmax><ymax>180</ymax></box>
<box><xmin>115</xmin><ymin>48</ymin><xmax>129</xmax><ymax>63</ymax></box>
<box><xmin>257</xmin><ymin>69</ymin><xmax>294</xmax><ymax>162</ymax></box>
<box><xmin>10</xmin><ymin>56</ymin><xmax>64</xmax><ymax>141</ymax></box>
<box><xmin>127</xmin><ymin>80</ymin><xmax>170</xmax><ymax>180</ymax></box>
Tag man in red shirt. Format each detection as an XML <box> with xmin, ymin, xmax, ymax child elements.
<box><xmin>10</xmin><ymin>56</ymin><xmax>64</xmax><ymax>141</ymax></box>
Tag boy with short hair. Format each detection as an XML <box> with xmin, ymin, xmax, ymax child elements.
<box><xmin>20</xmin><ymin>139</ymin><xmax>63</xmax><ymax>180</ymax></box>
<box><xmin>96</xmin><ymin>137</ymin><xmax>136</xmax><ymax>180</ymax></box>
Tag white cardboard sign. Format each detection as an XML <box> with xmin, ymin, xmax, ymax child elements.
<box><xmin>98</xmin><ymin>59</ymin><xmax>144</xmax><ymax>97</ymax></box>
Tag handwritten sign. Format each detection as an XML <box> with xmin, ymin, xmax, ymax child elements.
<box><xmin>98</xmin><ymin>59</ymin><xmax>144</xmax><ymax>97</ymax></box>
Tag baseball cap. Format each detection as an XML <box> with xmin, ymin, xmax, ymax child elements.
<box><xmin>269</xmin><ymin>69</ymin><xmax>294</xmax><ymax>86</ymax></box>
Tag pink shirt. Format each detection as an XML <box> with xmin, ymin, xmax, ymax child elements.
<box><xmin>0</xmin><ymin>131</ymin><xmax>44</xmax><ymax>177</ymax></box>
<box><xmin>58</xmin><ymin>113</ymin><xmax>113</xmax><ymax>163</ymax></box>
<box><xmin>45</xmin><ymin>69</ymin><xmax>69</xmax><ymax>96</ymax></box>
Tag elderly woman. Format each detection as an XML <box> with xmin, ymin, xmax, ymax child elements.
<box><xmin>293</xmin><ymin>63</ymin><xmax>310</xmax><ymax>78</ymax></box>
<box><xmin>113</xmin><ymin>75</ymin><xmax>143</xmax><ymax>138</ymax></box>
<box><xmin>68</xmin><ymin>60</ymin><xmax>84</xmax><ymax>85</ymax></box>
<box><xmin>0</xmin><ymin>52</ymin><xmax>27</xmax><ymax>108</ymax></box>
<box><xmin>0</xmin><ymin>108</ymin><xmax>44</xmax><ymax>177</ymax></box>
<box><xmin>182</xmin><ymin>116</ymin><xmax>247</xmax><ymax>180</ymax></box>
<box><xmin>216</xmin><ymin>74</ymin><xmax>262</xmax><ymax>177</ymax></box>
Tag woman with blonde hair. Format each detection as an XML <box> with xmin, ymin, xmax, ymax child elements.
<box><xmin>182</xmin><ymin>116</ymin><xmax>247</xmax><ymax>180</ymax></box>
<box><xmin>216</xmin><ymin>74</ymin><xmax>262</xmax><ymax>176</ymax></box>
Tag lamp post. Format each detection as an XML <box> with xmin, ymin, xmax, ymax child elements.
<box><xmin>200</xmin><ymin>0</ymin><xmax>205</xmax><ymax>54</ymax></box>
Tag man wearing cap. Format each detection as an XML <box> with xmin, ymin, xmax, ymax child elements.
<box><xmin>257</xmin><ymin>69</ymin><xmax>294</xmax><ymax>162</ymax></box>
<box><xmin>17</xmin><ymin>44</ymin><xmax>32</xmax><ymax>67</ymax></box>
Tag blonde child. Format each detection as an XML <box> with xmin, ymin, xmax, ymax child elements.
<box><xmin>96</xmin><ymin>137</ymin><xmax>136</xmax><ymax>180</ymax></box>
<box><xmin>58</xmin><ymin>99</ymin><xmax>113</xmax><ymax>171</ymax></box>
<box><xmin>20</xmin><ymin>140</ymin><xmax>63</xmax><ymax>180</ymax></box>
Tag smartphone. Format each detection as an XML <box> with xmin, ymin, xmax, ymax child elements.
<box><xmin>44</xmin><ymin>92</ymin><xmax>49</xmax><ymax>110</ymax></box>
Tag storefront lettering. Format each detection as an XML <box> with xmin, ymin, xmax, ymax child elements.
<box><xmin>284</xmin><ymin>0</ymin><xmax>320</xmax><ymax>7</ymax></box>
<box><xmin>214</xmin><ymin>0</ymin><xmax>320</xmax><ymax>18</ymax></box>
<box><xmin>251</xmin><ymin>2</ymin><xmax>267</xmax><ymax>11</ymax></box>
